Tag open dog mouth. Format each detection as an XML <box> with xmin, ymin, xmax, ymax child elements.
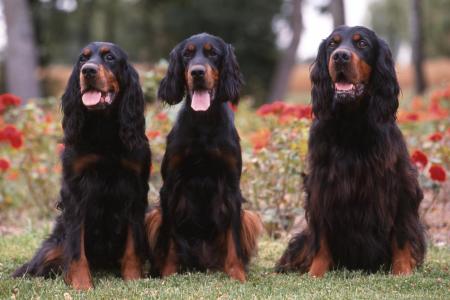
<box><xmin>190</xmin><ymin>89</ymin><xmax>215</xmax><ymax>111</ymax></box>
<box><xmin>81</xmin><ymin>89</ymin><xmax>115</xmax><ymax>109</ymax></box>
<box><xmin>333</xmin><ymin>73</ymin><xmax>365</xmax><ymax>99</ymax></box>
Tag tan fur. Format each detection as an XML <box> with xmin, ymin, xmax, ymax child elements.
<box><xmin>161</xmin><ymin>240</ymin><xmax>178</xmax><ymax>277</ymax></box>
<box><xmin>43</xmin><ymin>245</ymin><xmax>63</xmax><ymax>265</ymax></box>
<box><xmin>121</xmin><ymin>227</ymin><xmax>142</xmax><ymax>281</ymax></box>
<box><xmin>121</xmin><ymin>159</ymin><xmax>142</xmax><ymax>174</ymax></box>
<box><xmin>224</xmin><ymin>230</ymin><xmax>246</xmax><ymax>282</ymax></box>
<box><xmin>73</xmin><ymin>154</ymin><xmax>100</xmax><ymax>173</ymax></box>
<box><xmin>392</xmin><ymin>240</ymin><xmax>415</xmax><ymax>275</ymax></box>
<box><xmin>309</xmin><ymin>237</ymin><xmax>333</xmax><ymax>278</ymax></box>
<box><xmin>64</xmin><ymin>226</ymin><xmax>93</xmax><ymax>290</ymax></box>
<box><xmin>240</xmin><ymin>210</ymin><xmax>264</xmax><ymax>258</ymax></box>
<box><xmin>145</xmin><ymin>208</ymin><xmax>162</xmax><ymax>251</ymax></box>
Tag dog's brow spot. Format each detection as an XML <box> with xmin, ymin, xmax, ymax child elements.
<box><xmin>204</xmin><ymin>43</ymin><xmax>212</xmax><ymax>51</ymax></box>
<box><xmin>100</xmin><ymin>46</ymin><xmax>110</xmax><ymax>54</ymax></box>
<box><xmin>82</xmin><ymin>48</ymin><xmax>92</xmax><ymax>56</ymax></box>
<box><xmin>352</xmin><ymin>33</ymin><xmax>361</xmax><ymax>41</ymax></box>
<box><xmin>333</xmin><ymin>35</ymin><xmax>341</xmax><ymax>43</ymax></box>
<box><xmin>187</xmin><ymin>44</ymin><xmax>195</xmax><ymax>51</ymax></box>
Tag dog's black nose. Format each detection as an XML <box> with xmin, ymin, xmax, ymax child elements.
<box><xmin>190</xmin><ymin>65</ymin><xmax>206</xmax><ymax>79</ymax></box>
<box><xmin>81</xmin><ymin>63</ymin><xmax>99</xmax><ymax>79</ymax></box>
<box><xmin>332</xmin><ymin>50</ymin><xmax>351</xmax><ymax>64</ymax></box>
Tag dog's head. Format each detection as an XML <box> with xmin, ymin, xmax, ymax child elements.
<box><xmin>158</xmin><ymin>33</ymin><xmax>243</xmax><ymax>111</ymax></box>
<box><xmin>311</xmin><ymin>26</ymin><xmax>399</xmax><ymax>120</ymax></box>
<box><xmin>62</xmin><ymin>42</ymin><xmax>146</xmax><ymax>149</ymax></box>
<box><xmin>76</xmin><ymin>42</ymin><xmax>128</xmax><ymax>110</ymax></box>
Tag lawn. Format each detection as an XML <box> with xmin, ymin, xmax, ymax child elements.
<box><xmin>1</xmin><ymin>228</ymin><xmax>449</xmax><ymax>300</ymax></box>
<box><xmin>0</xmin><ymin>80</ymin><xmax>449</xmax><ymax>299</ymax></box>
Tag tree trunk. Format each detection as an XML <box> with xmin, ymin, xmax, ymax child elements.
<box><xmin>268</xmin><ymin>0</ymin><xmax>303</xmax><ymax>103</ymax></box>
<box><xmin>3</xmin><ymin>0</ymin><xmax>41</xmax><ymax>102</ymax></box>
<box><xmin>411</xmin><ymin>0</ymin><xmax>427</xmax><ymax>94</ymax></box>
<box><xmin>330</xmin><ymin>0</ymin><xmax>345</xmax><ymax>28</ymax></box>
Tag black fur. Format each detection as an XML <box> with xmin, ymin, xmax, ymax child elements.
<box><xmin>13</xmin><ymin>42</ymin><xmax>151</xmax><ymax>284</ymax></box>
<box><xmin>149</xmin><ymin>33</ymin><xmax>252</xmax><ymax>278</ymax></box>
<box><xmin>277</xmin><ymin>26</ymin><xmax>426</xmax><ymax>274</ymax></box>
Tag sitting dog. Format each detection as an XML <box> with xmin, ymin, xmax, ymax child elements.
<box><xmin>276</xmin><ymin>26</ymin><xmax>426</xmax><ymax>276</ymax></box>
<box><xmin>13</xmin><ymin>42</ymin><xmax>151</xmax><ymax>290</ymax></box>
<box><xmin>146</xmin><ymin>33</ymin><xmax>263</xmax><ymax>282</ymax></box>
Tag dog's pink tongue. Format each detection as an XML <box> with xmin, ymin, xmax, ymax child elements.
<box><xmin>335</xmin><ymin>82</ymin><xmax>354</xmax><ymax>91</ymax></box>
<box><xmin>191</xmin><ymin>91</ymin><xmax>210</xmax><ymax>111</ymax></box>
<box><xmin>82</xmin><ymin>91</ymin><xmax>102</xmax><ymax>106</ymax></box>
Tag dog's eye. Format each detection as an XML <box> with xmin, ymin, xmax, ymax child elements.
<box><xmin>79</xmin><ymin>55</ymin><xmax>87</xmax><ymax>63</ymax></box>
<box><xmin>357</xmin><ymin>40</ymin><xmax>368</xmax><ymax>48</ymax></box>
<box><xmin>329</xmin><ymin>41</ymin><xmax>337</xmax><ymax>48</ymax></box>
<box><xmin>183</xmin><ymin>50</ymin><xmax>193</xmax><ymax>58</ymax></box>
<box><xmin>206</xmin><ymin>49</ymin><xmax>217</xmax><ymax>58</ymax></box>
<box><xmin>104</xmin><ymin>53</ymin><xmax>115</xmax><ymax>62</ymax></box>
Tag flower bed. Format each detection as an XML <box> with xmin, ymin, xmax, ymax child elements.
<box><xmin>0</xmin><ymin>85</ymin><xmax>448</xmax><ymax>240</ymax></box>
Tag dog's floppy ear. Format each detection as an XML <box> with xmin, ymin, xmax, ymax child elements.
<box><xmin>158</xmin><ymin>44</ymin><xmax>185</xmax><ymax>105</ymax></box>
<box><xmin>369</xmin><ymin>38</ymin><xmax>399</xmax><ymax>122</ymax></box>
<box><xmin>119</xmin><ymin>62</ymin><xmax>147</xmax><ymax>150</ymax></box>
<box><xmin>217</xmin><ymin>44</ymin><xmax>243</xmax><ymax>105</ymax></box>
<box><xmin>310</xmin><ymin>39</ymin><xmax>333</xmax><ymax>119</ymax></box>
<box><xmin>61</xmin><ymin>63</ymin><xmax>84</xmax><ymax>145</ymax></box>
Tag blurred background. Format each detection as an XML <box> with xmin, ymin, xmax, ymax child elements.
<box><xmin>0</xmin><ymin>0</ymin><xmax>448</xmax><ymax>244</ymax></box>
<box><xmin>1</xmin><ymin>0</ymin><xmax>449</xmax><ymax>103</ymax></box>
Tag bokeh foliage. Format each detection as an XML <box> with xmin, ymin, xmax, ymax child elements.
<box><xmin>29</xmin><ymin>0</ymin><xmax>282</xmax><ymax>101</ymax></box>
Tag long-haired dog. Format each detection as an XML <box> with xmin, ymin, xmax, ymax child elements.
<box><xmin>276</xmin><ymin>26</ymin><xmax>426</xmax><ymax>276</ymax></box>
<box><xmin>146</xmin><ymin>33</ymin><xmax>263</xmax><ymax>282</ymax></box>
<box><xmin>13</xmin><ymin>42</ymin><xmax>151</xmax><ymax>290</ymax></box>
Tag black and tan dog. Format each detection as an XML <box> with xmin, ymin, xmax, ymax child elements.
<box><xmin>13</xmin><ymin>42</ymin><xmax>151</xmax><ymax>290</ymax></box>
<box><xmin>146</xmin><ymin>33</ymin><xmax>263</xmax><ymax>282</ymax></box>
<box><xmin>276</xmin><ymin>26</ymin><xmax>426</xmax><ymax>277</ymax></box>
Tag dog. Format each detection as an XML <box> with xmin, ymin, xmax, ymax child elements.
<box><xmin>276</xmin><ymin>26</ymin><xmax>426</xmax><ymax>276</ymax></box>
<box><xmin>13</xmin><ymin>42</ymin><xmax>151</xmax><ymax>290</ymax></box>
<box><xmin>146</xmin><ymin>33</ymin><xmax>263</xmax><ymax>282</ymax></box>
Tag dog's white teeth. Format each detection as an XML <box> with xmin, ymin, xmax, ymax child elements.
<box><xmin>105</xmin><ymin>93</ymin><xmax>113</xmax><ymax>104</ymax></box>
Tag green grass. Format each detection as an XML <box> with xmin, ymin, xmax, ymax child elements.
<box><xmin>1</xmin><ymin>229</ymin><xmax>449</xmax><ymax>300</ymax></box>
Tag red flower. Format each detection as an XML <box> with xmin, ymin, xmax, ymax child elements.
<box><xmin>282</xmin><ymin>104</ymin><xmax>312</xmax><ymax>120</ymax></box>
<box><xmin>9</xmin><ymin>134</ymin><xmax>23</xmax><ymax>148</ymax></box>
<box><xmin>256</xmin><ymin>101</ymin><xmax>286</xmax><ymax>116</ymax></box>
<box><xmin>44</xmin><ymin>113</ymin><xmax>53</xmax><ymax>124</ymax></box>
<box><xmin>0</xmin><ymin>158</ymin><xmax>10</xmax><ymax>172</ymax></box>
<box><xmin>257</xmin><ymin>102</ymin><xmax>312</xmax><ymax>121</ymax></box>
<box><xmin>429</xmin><ymin>164</ymin><xmax>446</xmax><ymax>182</ymax></box>
<box><xmin>405</xmin><ymin>113</ymin><xmax>419</xmax><ymax>121</ymax></box>
<box><xmin>428</xmin><ymin>132</ymin><xmax>443</xmax><ymax>142</ymax></box>
<box><xmin>250</xmin><ymin>129</ymin><xmax>271</xmax><ymax>152</ymax></box>
<box><xmin>155</xmin><ymin>112</ymin><xmax>168</xmax><ymax>121</ymax></box>
<box><xmin>146</xmin><ymin>130</ymin><xmax>161</xmax><ymax>140</ymax></box>
<box><xmin>411</xmin><ymin>150</ymin><xmax>428</xmax><ymax>169</ymax></box>
<box><xmin>0</xmin><ymin>125</ymin><xmax>23</xmax><ymax>148</ymax></box>
<box><xmin>0</xmin><ymin>93</ymin><xmax>21</xmax><ymax>107</ymax></box>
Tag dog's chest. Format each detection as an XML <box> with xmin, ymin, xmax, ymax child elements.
<box><xmin>177</xmin><ymin>133</ymin><xmax>235</xmax><ymax>173</ymax></box>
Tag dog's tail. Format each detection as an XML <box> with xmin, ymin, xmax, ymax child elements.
<box><xmin>12</xmin><ymin>224</ymin><xmax>64</xmax><ymax>278</ymax></box>
<box><xmin>240</xmin><ymin>210</ymin><xmax>264</xmax><ymax>261</ymax></box>
<box><xmin>275</xmin><ymin>230</ymin><xmax>314</xmax><ymax>273</ymax></box>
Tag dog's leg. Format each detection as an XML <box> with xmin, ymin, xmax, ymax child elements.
<box><xmin>308</xmin><ymin>236</ymin><xmax>333</xmax><ymax>278</ymax></box>
<box><xmin>224</xmin><ymin>229</ymin><xmax>246</xmax><ymax>282</ymax></box>
<box><xmin>391</xmin><ymin>239</ymin><xmax>415</xmax><ymax>275</ymax></box>
<box><xmin>161</xmin><ymin>240</ymin><xmax>178</xmax><ymax>277</ymax></box>
<box><xmin>64</xmin><ymin>225</ymin><xmax>93</xmax><ymax>290</ymax></box>
<box><xmin>121</xmin><ymin>226</ymin><xmax>142</xmax><ymax>281</ymax></box>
